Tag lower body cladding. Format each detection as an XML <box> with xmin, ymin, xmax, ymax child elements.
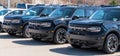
<box><xmin>67</xmin><ymin>33</ymin><xmax>105</xmax><ymax>48</ymax></box>
<box><xmin>2</xmin><ymin>24</ymin><xmax>22</xmax><ymax>34</ymax></box>
<box><xmin>0</xmin><ymin>22</ymin><xmax>4</xmax><ymax>32</ymax></box>
<box><xmin>28</xmin><ymin>28</ymin><xmax>54</xmax><ymax>40</ymax></box>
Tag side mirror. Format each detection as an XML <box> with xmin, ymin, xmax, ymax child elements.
<box><xmin>113</xmin><ymin>18</ymin><xmax>118</xmax><ymax>21</ymax></box>
<box><xmin>72</xmin><ymin>15</ymin><xmax>80</xmax><ymax>20</ymax></box>
<box><xmin>65</xmin><ymin>16</ymin><xmax>69</xmax><ymax>18</ymax></box>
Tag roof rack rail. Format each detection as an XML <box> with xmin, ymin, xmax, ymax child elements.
<box><xmin>100</xmin><ymin>5</ymin><xmax>117</xmax><ymax>7</ymax></box>
<box><xmin>35</xmin><ymin>4</ymin><xmax>45</xmax><ymax>6</ymax></box>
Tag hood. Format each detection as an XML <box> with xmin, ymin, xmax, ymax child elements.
<box><xmin>22</xmin><ymin>16</ymin><xmax>39</xmax><ymax>20</ymax></box>
<box><xmin>4</xmin><ymin>15</ymin><xmax>40</xmax><ymax>22</ymax></box>
<box><xmin>29</xmin><ymin>16</ymin><xmax>61</xmax><ymax>22</ymax></box>
<box><xmin>4</xmin><ymin>15</ymin><xmax>24</xmax><ymax>19</ymax></box>
<box><xmin>70</xmin><ymin>19</ymin><xmax>103</xmax><ymax>25</ymax></box>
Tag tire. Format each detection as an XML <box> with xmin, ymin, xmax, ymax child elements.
<box><xmin>71</xmin><ymin>44</ymin><xmax>81</xmax><ymax>48</ymax></box>
<box><xmin>8</xmin><ymin>32</ymin><xmax>16</xmax><ymax>35</ymax></box>
<box><xmin>23</xmin><ymin>25</ymin><xmax>31</xmax><ymax>38</ymax></box>
<box><xmin>54</xmin><ymin>28</ymin><xmax>67</xmax><ymax>44</ymax></box>
<box><xmin>32</xmin><ymin>37</ymin><xmax>41</xmax><ymax>41</ymax></box>
<box><xmin>0</xmin><ymin>25</ymin><xmax>4</xmax><ymax>32</ymax></box>
<box><xmin>103</xmin><ymin>34</ymin><xmax>119</xmax><ymax>54</ymax></box>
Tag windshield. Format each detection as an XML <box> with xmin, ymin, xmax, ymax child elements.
<box><xmin>40</xmin><ymin>7</ymin><xmax>56</xmax><ymax>17</ymax></box>
<box><xmin>90</xmin><ymin>9</ymin><xmax>120</xmax><ymax>21</ymax></box>
<box><xmin>49</xmin><ymin>7</ymin><xmax>75</xmax><ymax>18</ymax></box>
<box><xmin>24</xmin><ymin>7</ymin><xmax>44</xmax><ymax>16</ymax></box>
<box><xmin>90</xmin><ymin>10</ymin><xmax>104</xmax><ymax>20</ymax></box>
<box><xmin>73</xmin><ymin>9</ymin><xmax>85</xmax><ymax>18</ymax></box>
<box><xmin>0</xmin><ymin>10</ymin><xmax>9</xmax><ymax>16</ymax></box>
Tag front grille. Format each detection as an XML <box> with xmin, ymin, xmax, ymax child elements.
<box><xmin>29</xmin><ymin>22</ymin><xmax>41</xmax><ymax>29</ymax></box>
<box><xmin>4</xmin><ymin>19</ymin><xmax>12</xmax><ymax>23</ymax></box>
<box><xmin>69</xmin><ymin>24</ymin><xmax>88</xmax><ymax>31</ymax></box>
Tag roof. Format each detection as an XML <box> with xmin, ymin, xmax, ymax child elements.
<box><xmin>8</xmin><ymin>8</ymin><xmax>26</xmax><ymax>11</ymax></box>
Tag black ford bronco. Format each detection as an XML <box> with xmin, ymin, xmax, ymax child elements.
<box><xmin>28</xmin><ymin>6</ymin><xmax>98</xmax><ymax>44</ymax></box>
<box><xmin>67</xmin><ymin>7</ymin><xmax>120</xmax><ymax>53</ymax></box>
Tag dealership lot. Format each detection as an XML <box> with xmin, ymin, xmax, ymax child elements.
<box><xmin>0</xmin><ymin>33</ymin><xmax>119</xmax><ymax>56</ymax></box>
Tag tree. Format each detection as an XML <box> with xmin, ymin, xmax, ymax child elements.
<box><xmin>109</xmin><ymin>0</ymin><xmax>118</xmax><ymax>5</ymax></box>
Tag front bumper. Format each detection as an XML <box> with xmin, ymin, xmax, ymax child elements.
<box><xmin>28</xmin><ymin>28</ymin><xmax>54</xmax><ymax>39</ymax></box>
<box><xmin>67</xmin><ymin>33</ymin><xmax>105</xmax><ymax>47</ymax></box>
<box><xmin>3</xmin><ymin>24</ymin><xmax>22</xmax><ymax>33</ymax></box>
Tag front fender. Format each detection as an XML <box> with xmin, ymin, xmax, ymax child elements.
<box><xmin>54</xmin><ymin>24</ymin><xmax>68</xmax><ymax>31</ymax></box>
<box><xmin>104</xmin><ymin>28</ymin><xmax>120</xmax><ymax>41</ymax></box>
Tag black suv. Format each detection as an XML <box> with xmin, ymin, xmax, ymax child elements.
<box><xmin>28</xmin><ymin>6</ymin><xmax>98</xmax><ymax>44</ymax></box>
<box><xmin>67</xmin><ymin>7</ymin><xmax>120</xmax><ymax>53</ymax></box>
<box><xmin>3</xmin><ymin>5</ymin><xmax>53</xmax><ymax>37</ymax></box>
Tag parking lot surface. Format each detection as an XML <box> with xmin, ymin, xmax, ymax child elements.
<box><xmin>0</xmin><ymin>33</ymin><xmax>120</xmax><ymax>56</ymax></box>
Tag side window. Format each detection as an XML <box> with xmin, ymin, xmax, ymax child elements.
<box><xmin>106</xmin><ymin>10</ymin><xmax>120</xmax><ymax>21</ymax></box>
<box><xmin>86</xmin><ymin>9</ymin><xmax>94</xmax><ymax>17</ymax></box>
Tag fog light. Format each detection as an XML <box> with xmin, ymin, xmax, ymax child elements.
<box><xmin>20</xmin><ymin>26</ymin><xmax>23</xmax><ymax>28</ymax></box>
<box><xmin>51</xmin><ymin>30</ymin><xmax>54</xmax><ymax>32</ymax></box>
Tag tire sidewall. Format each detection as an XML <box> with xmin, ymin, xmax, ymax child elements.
<box><xmin>54</xmin><ymin>28</ymin><xmax>67</xmax><ymax>44</ymax></box>
<box><xmin>23</xmin><ymin>25</ymin><xmax>30</xmax><ymax>38</ymax></box>
<box><xmin>104</xmin><ymin>34</ymin><xmax>119</xmax><ymax>54</ymax></box>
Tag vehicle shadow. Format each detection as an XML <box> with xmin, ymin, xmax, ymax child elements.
<box><xmin>50</xmin><ymin>46</ymin><xmax>120</xmax><ymax>55</ymax></box>
<box><xmin>12</xmin><ymin>39</ymin><xmax>55</xmax><ymax>46</ymax></box>
<box><xmin>0</xmin><ymin>34</ymin><xmax>28</xmax><ymax>39</ymax></box>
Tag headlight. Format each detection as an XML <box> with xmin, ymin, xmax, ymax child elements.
<box><xmin>4</xmin><ymin>19</ymin><xmax>11</xmax><ymax>22</ymax></box>
<box><xmin>40</xmin><ymin>22</ymin><xmax>51</xmax><ymax>27</ymax></box>
<box><xmin>12</xmin><ymin>19</ymin><xmax>21</xmax><ymax>23</ymax></box>
<box><xmin>87</xmin><ymin>27</ymin><xmax>101</xmax><ymax>32</ymax></box>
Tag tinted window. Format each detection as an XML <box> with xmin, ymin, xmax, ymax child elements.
<box><xmin>50</xmin><ymin>7</ymin><xmax>75</xmax><ymax>18</ymax></box>
<box><xmin>73</xmin><ymin>9</ymin><xmax>85</xmax><ymax>18</ymax></box>
<box><xmin>90</xmin><ymin>9</ymin><xmax>120</xmax><ymax>21</ymax></box>
<box><xmin>27</xmin><ymin>5</ymin><xmax>34</xmax><ymax>9</ymax></box>
<box><xmin>104</xmin><ymin>10</ymin><xmax>120</xmax><ymax>21</ymax></box>
<box><xmin>90</xmin><ymin>10</ymin><xmax>104</xmax><ymax>20</ymax></box>
<box><xmin>16</xmin><ymin>4</ymin><xmax>26</xmax><ymax>9</ymax></box>
<box><xmin>0</xmin><ymin>10</ymin><xmax>9</xmax><ymax>16</ymax></box>
<box><xmin>24</xmin><ymin>7</ymin><xmax>44</xmax><ymax>16</ymax></box>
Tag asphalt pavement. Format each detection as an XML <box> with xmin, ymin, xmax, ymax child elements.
<box><xmin>0</xmin><ymin>33</ymin><xmax>120</xmax><ymax>56</ymax></box>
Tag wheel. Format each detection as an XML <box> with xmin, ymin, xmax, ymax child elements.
<box><xmin>8</xmin><ymin>32</ymin><xmax>16</xmax><ymax>35</ymax></box>
<box><xmin>32</xmin><ymin>37</ymin><xmax>41</xmax><ymax>41</ymax></box>
<box><xmin>23</xmin><ymin>25</ymin><xmax>31</xmax><ymax>38</ymax></box>
<box><xmin>103</xmin><ymin>34</ymin><xmax>119</xmax><ymax>54</ymax></box>
<box><xmin>54</xmin><ymin>28</ymin><xmax>67</xmax><ymax>44</ymax></box>
<box><xmin>71</xmin><ymin>44</ymin><xmax>81</xmax><ymax>48</ymax></box>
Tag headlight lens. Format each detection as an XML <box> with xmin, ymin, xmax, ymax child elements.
<box><xmin>4</xmin><ymin>19</ymin><xmax>11</xmax><ymax>22</ymax></box>
<box><xmin>40</xmin><ymin>22</ymin><xmax>51</xmax><ymax>27</ymax></box>
<box><xmin>4</xmin><ymin>19</ymin><xmax>20</xmax><ymax>23</ymax></box>
<box><xmin>12</xmin><ymin>19</ymin><xmax>21</xmax><ymax>23</ymax></box>
<box><xmin>87</xmin><ymin>27</ymin><xmax>101</xmax><ymax>32</ymax></box>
